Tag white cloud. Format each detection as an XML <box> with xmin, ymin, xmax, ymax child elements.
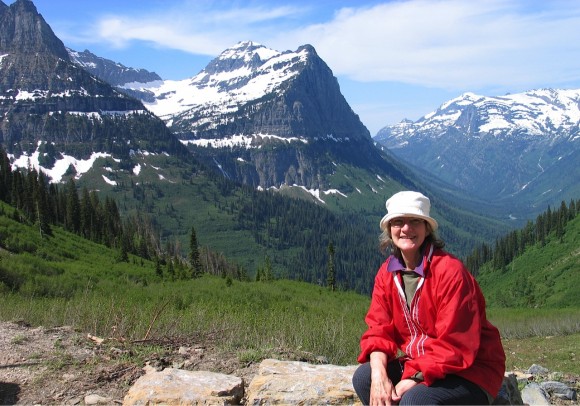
<box><xmin>76</xmin><ymin>0</ymin><xmax>580</xmax><ymax>92</ymax></box>
<box><xmin>92</xmin><ymin>2</ymin><xmax>307</xmax><ymax>55</ymax></box>
<box><xmin>283</xmin><ymin>0</ymin><xmax>580</xmax><ymax>89</ymax></box>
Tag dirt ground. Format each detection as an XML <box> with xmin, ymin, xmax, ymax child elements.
<box><xmin>0</xmin><ymin>320</ymin><xmax>577</xmax><ymax>405</ymax></box>
<box><xmin>0</xmin><ymin>320</ymin><xmax>261</xmax><ymax>405</ymax></box>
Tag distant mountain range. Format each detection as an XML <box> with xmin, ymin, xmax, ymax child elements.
<box><xmin>374</xmin><ymin>90</ymin><xmax>580</xmax><ymax>214</ymax></box>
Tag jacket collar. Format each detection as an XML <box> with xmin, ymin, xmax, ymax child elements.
<box><xmin>386</xmin><ymin>243</ymin><xmax>434</xmax><ymax>277</ymax></box>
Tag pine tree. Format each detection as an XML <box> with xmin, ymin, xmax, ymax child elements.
<box><xmin>326</xmin><ymin>241</ymin><xmax>336</xmax><ymax>291</ymax></box>
<box><xmin>188</xmin><ymin>226</ymin><xmax>203</xmax><ymax>278</ymax></box>
<box><xmin>35</xmin><ymin>171</ymin><xmax>52</xmax><ymax>237</ymax></box>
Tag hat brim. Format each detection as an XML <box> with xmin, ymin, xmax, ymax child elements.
<box><xmin>380</xmin><ymin>213</ymin><xmax>438</xmax><ymax>231</ymax></box>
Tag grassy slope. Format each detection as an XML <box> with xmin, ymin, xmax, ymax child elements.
<box><xmin>477</xmin><ymin>215</ymin><xmax>580</xmax><ymax>308</ymax></box>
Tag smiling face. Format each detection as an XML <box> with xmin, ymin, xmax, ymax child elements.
<box><xmin>390</xmin><ymin>217</ymin><xmax>428</xmax><ymax>266</ymax></box>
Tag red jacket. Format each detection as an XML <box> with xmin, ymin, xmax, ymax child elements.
<box><xmin>358</xmin><ymin>245</ymin><xmax>506</xmax><ymax>398</ymax></box>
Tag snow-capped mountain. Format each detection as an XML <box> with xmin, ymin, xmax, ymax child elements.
<box><xmin>68</xmin><ymin>48</ymin><xmax>162</xmax><ymax>87</ymax></box>
<box><xmin>378</xmin><ymin>90</ymin><xmax>580</xmax><ymax>141</ymax></box>
<box><xmin>128</xmin><ymin>41</ymin><xmax>397</xmax><ymax>190</ymax></box>
<box><xmin>67</xmin><ymin>48</ymin><xmax>162</xmax><ymax>102</ymax></box>
<box><xmin>374</xmin><ymin>89</ymin><xmax>580</xmax><ymax>209</ymax></box>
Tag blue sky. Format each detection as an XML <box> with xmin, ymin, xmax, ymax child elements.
<box><xmin>15</xmin><ymin>0</ymin><xmax>580</xmax><ymax>135</ymax></box>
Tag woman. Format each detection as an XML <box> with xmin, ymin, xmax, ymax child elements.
<box><xmin>352</xmin><ymin>191</ymin><xmax>505</xmax><ymax>405</ymax></box>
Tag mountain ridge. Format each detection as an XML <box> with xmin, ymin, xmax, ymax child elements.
<box><xmin>374</xmin><ymin>88</ymin><xmax>580</xmax><ymax>214</ymax></box>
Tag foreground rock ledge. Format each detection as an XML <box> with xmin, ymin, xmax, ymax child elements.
<box><xmin>123</xmin><ymin>359</ymin><xmax>524</xmax><ymax>405</ymax></box>
<box><xmin>123</xmin><ymin>359</ymin><xmax>360</xmax><ymax>405</ymax></box>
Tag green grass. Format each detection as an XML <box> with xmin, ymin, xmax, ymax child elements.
<box><xmin>0</xmin><ymin>277</ymin><xmax>370</xmax><ymax>365</ymax></box>
<box><xmin>502</xmin><ymin>333</ymin><xmax>580</xmax><ymax>375</ymax></box>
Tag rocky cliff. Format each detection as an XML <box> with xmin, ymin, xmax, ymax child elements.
<box><xmin>0</xmin><ymin>0</ymin><xmax>187</xmax><ymax>168</ymax></box>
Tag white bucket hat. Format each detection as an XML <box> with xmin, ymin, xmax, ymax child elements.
<box><xmin>380</xmin><ymin>191</ymin><xmax>438</xmax><ymax>231</ymax></box>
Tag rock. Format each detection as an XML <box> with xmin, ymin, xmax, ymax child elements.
<box><xmin>246</xmin><ymin>358</ymin><xmax>360</xmax><ymax>405</ymax></box>
<box><xmin>521</xmin><ymin>382</ymin><xmax>551</xmax><ymax>405</ymax></box>
<box><xmin>84</xmin><ymin>394</ymin><xmax>113</xmax><ymax>405</ymax></box>
<box><xmin>540</xmin><ymin>380</ymin><xmax>577</xmax><ymax>401</ymax></box>
<box><xmin>122</xmin><ymin>367</ymin><xmax>244</xmax><ymax>405</ymax></box>
<box><xmin>527</xmin><ymin>364</ymin><xmax>549</xmax><ymax>375</ymax></box>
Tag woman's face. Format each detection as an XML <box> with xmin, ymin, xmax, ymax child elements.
<box><xmin>390</xmin><ymin>217</ymin><xmax>427</xmax><ymax>255</ymax></box>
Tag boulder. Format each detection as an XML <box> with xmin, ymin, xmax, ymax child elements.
<box><xmin>246</xmin><ymin>359</ymin><xmax>361</xmax><ymax>405</ymax></box>
<box><xmin>122</xmin><ymin>367</ymin><xmax>244</xmax><ymax>405</ymax></box>
<box><xmin>521</xmin><ymin>382</ymin><xmax>551</xmax><ymax>405</ymax></box>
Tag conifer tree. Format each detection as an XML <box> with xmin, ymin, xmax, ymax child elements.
<box><xmin>327</xmin><ymin>241</ymin><xmax>336</xmax><ymax>291</ymax></box>
<box><xmin>188</xmin><ymin>226</ymin><xmax>203</xmax><ymax>277</ymax></box>
<box><xmin>35</xmin><ymin>171</ymin><xmax>52</xmax><ymax>237</ymax></box>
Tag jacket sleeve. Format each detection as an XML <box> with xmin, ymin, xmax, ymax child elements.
<box><xmin>401</xmin><ymin>257</ymin><xmax>484</xmax><ymax>386</ymax></box>
<box><xmin>357</xmin><ymin>262</ymin><xmax>400</xmax><ymax>363</ymax></box>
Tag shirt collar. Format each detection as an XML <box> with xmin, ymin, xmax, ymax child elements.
<box><xmin>386</xmin><ymin>245</ymin><xmax>427</xmax><ymax>277</ymax></box>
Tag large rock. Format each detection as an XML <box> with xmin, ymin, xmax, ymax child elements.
<box><xmin>246</xmin><ymin>358</ymin><xmax>361</xmax><ymax>405</ymax></box>
<box><xmin>521</xmin><ymin>382</ymin><xmax>551</xmax><ymax>405</ymax></box>
<box><xmin>122</xmin><ymin>367</ymin><xmax>244</xmax><ymax>405</ymax></box>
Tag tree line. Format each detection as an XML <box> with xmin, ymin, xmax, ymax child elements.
<box><xmin>465</xmin><ymin>198</ymin><xmax>579</xmax><ymax>276</ymax></box>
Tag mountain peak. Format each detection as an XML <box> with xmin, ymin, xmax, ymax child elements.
<box><xmin>0</xmin><ymin>0</ymin><xmax>68</xmax><ymax>59</ymax></box>
<box><xmin>134</xmin><ymin>42</ymin><xmax>376</xmax><ymax>189</ymax></box>
<box><xmin>203</xmin><ymin>41</ymin><xmax>281</xmax><ymax>76</ymax></box>
<box><xmin>374</xmin><ymin>87</ymin><xmax>580</xmax><ymax>207</ymax></box>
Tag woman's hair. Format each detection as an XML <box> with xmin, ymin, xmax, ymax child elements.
<box><xmin>379</xmin><ymin>220</ymin><xmax>445</xmax><ymax>259</ymax></box>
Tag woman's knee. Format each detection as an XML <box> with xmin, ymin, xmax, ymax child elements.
<box><xmin>352</xmin><ymin>363</ymin><xmax>371</xmax><ymax>404</ymax></box>
<box><xmin>352</xmin><ymin>362</ymin><xmax>371</xmax><ymax>391</ymax></box>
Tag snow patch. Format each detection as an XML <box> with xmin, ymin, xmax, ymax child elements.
<box><xmin>102</xmin><ymin>175</ymin><xmax>117</xmax><ymax>186</ymax></box>
<box><xmin>10</xmin><ymin>145</ymin><xmax>112</xmax><ymax>183</ymax></box>
<box><xmin>182</xmin><ymin>133</ymin><xmax>308</xmax><ymax>149</ymax></box>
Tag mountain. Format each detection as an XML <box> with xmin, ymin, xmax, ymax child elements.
<box><xmin>67</xmin><ymin>48</ymin><xmax>162</xmax><ymax>102</ymax></box>
<box><xmin>374</xmin><ymin>90</ymin><xmax>580</xmax><ymax>216</ymax></box>
<box><xmin>0</xmin><ymin>0</ymin><xmax>190</xmax><ymax>181</ymax></box>
<box><xmin>475</xmin><ymin>201</ymin><xmax>580</xmax><ymax>308</ymax></box>
<box><xmin>68</xmin><ymin>48</ymin><xmax>162</xmax><ymax>87</ymax></box>
<box><xmin>132</xmin><ymin>41</ymin><xmax>406</xmax><ymax>194</ymax></box>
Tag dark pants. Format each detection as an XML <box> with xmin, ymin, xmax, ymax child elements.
<box><xmin>352</xmin><ymin>361</ymin><xmax>490</xmax><ymax>405</ymax></box>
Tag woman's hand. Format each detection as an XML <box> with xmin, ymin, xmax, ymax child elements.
<box><xmin>369</xmin><ymin>352</ymin><xmax>397</xmax><ymax>405</ymax></box>
<box><xmin>392</xmin><ymin>379</ymin><xmax>419</xmax><ymax>402</ymax></box>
